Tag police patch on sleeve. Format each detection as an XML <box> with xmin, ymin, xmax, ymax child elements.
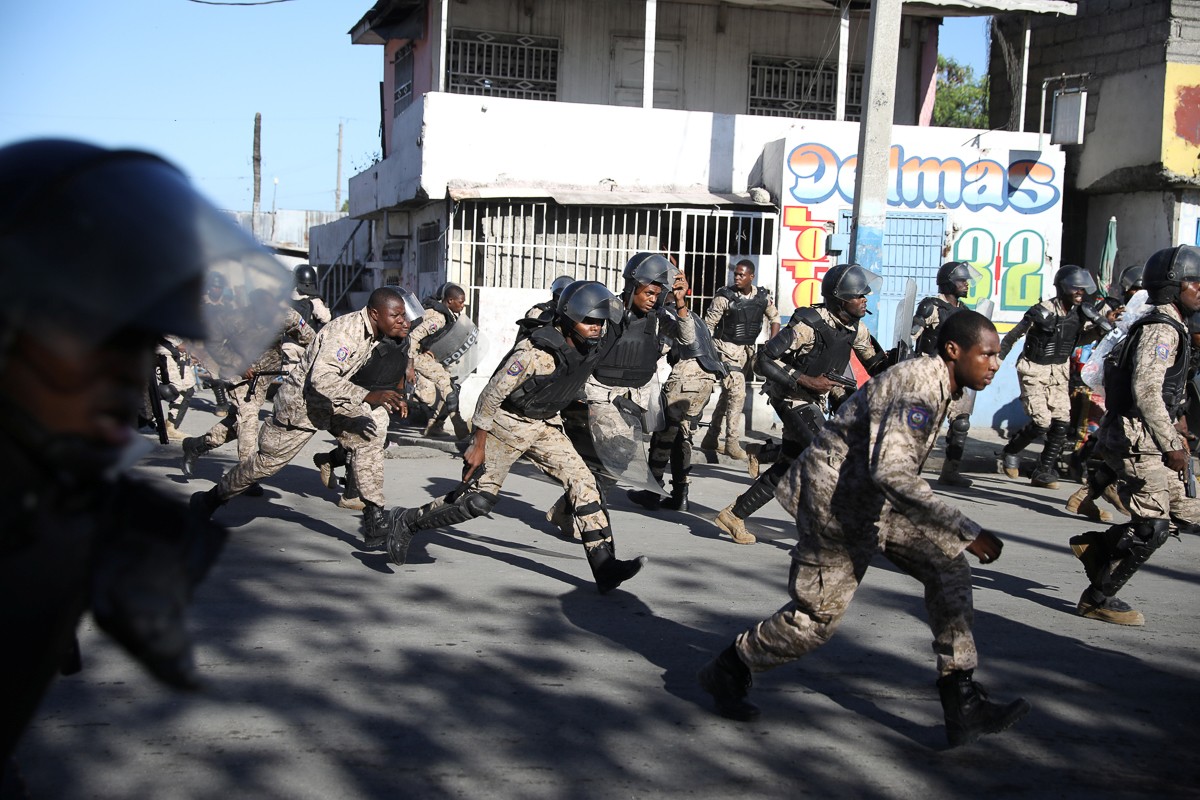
<box><xmin>506</xmin><ymin>359</ymin><xmax>525</xmax><ymax>377</ymax></box>
<box><xmin>336</xmin><ymin>346</ymin><xmax>350</xmax><ymax>362</ymax></box>
<box><xmin>1156</xmin><ymin>343</ymin><xmax>1170</xmax><ymax>361</ymax></box>
<box><xmin>906</xmin><ymin>405</ymin><xmax>933</xmax><ymax>432</ymax></box>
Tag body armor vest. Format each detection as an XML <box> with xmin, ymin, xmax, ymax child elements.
<box><xmin>351</xmin><ymin>337</ymin><xmax>409</xmax><ymax>391</ymax></box>
<box><xmin>501</xmin><ymin>326</ymin><xmax>597</xmax><ymax>420</ymax></box>
<box><xmin>915</xmin><ymin>296</ymin><xmax>963</xmax><ymax>356</ymax></box>
<box><xmin>669</xmin><ymin>315</ymin><xmax>728</xmax><ymax>377</ymax></box>
<box><xmin>1104</xmin><ymin>312</ymin><xmax>1191</xmax><ymax>420</ymax></box>
<box><xmin>773</xmin><ymin>306</ymin><xmax>855</xmax><ymax>380</ymax></box>
<box><xmin>713</xmin><ymin>286</ymin><xmax>770</xmax><ymax>345</ymax></box>
<box><xmin>292</xmin><ymin>297</ymin><xmax>317</xmax><ymax>328</ymax></box>
<box><xmin>419</xmin><ymin>301</ymin><xmax>456</xmax><ymax>350</ymax></box>
<box><xmin>593</xmin><ymin>312</ymin><xmax>662</xmax><ymax>388</ymax></box>
<box><xmin>1023</xmin><ymin>302</ymin><xmax>1083</xmax><ymax>365</ymax></box>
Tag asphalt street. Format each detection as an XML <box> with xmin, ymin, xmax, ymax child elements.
<box><xmin>13</xmin><ymin>403</ymin><xmax>1200</xmax><ymax>799</ymax></box>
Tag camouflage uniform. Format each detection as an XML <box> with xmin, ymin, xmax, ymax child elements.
<box><xmin>215</xmin><ymin>307</ymin><xmax>383</xmax><ymax>503</ymax></box>
<box><xmin>155</xmin><ymin>335</ymin><xmax>196</xmax><ymax>433</ymax></box>
<box><xmin>912</xmin><ymin>293</ymin><xmax>974</xmax><ymax>484</ymax></box>
<box><xmin>703</xmin><ymin>288</ymin><xmax>780</xmax><ymax>448</ymax></box>
<box><xmin>1097</xmin><ymin>303</ymin><xmax>1200</xmax><ymax>523</ymax></box>
<box><xmin>415</xmin><ymin>339</ymin><xmax>612</xmax><ymax>547</ymax></box>
<box><xmin>646</xmin><ymin>356</ymin><xmax>720</xmax><ymax>495</ymax></box>
<box><xmin>409</xmin><ymin>306</ymin><xmax>460</xmax><ymax>423</ymax></box>
<box><xmin>194</xmin><ymin>307</ymin><xmax>311</xmax><ymax>463</ymax></box>
<box><xmin>739</xmin><ymin>355</ymin><xmax>982</xmax><ymax>676</ymax></box>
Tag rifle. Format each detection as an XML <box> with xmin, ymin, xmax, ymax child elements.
<box><xmin>243</xmin><ymin>370</ymin><xmax>287</xmax><ymax>400</ymax></box>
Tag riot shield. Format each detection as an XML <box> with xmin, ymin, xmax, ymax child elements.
<box><xmin>587</xmin><ymin>396</ymin><xmax>665</xmax><ymax>496</ymax></box>
<box><xmin>892</xmin><ymin>278</ymin><xmax>918</xmax><ymax>359</ymax></box>
<box><xmin>959</xmin><ymin>298</ymin><xmax>995</xmax><ymax>414</ymax></box>
<box><xmin>426</xmin><ymin>315</ymin><xmax>488</xmax><ymax>381</ymax></box>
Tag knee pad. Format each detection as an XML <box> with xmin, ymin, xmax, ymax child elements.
<box><xmin>464</xmin><ymin>491</ymin><xmax>496</xmax><ymax>517</ymax></box>
<box><xmin>949</xmin><ymin>414</ymin><xmax>971</xmax><ymax>437</ymax></box>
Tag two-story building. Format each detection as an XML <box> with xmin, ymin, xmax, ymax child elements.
<box><xmin>310</xmin><ymin>0</ymin><xmax>1077</xmax><ymax>428</ymax></box>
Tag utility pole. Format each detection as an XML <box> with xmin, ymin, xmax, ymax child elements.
<box><xmin>848</xmin><ymin>0</ymin><xmax>902</xmax><ymax>337</ymax></box>
<box><xmin>252</xmin><ymin>112</ymin><xmax>262</xmax><ymax>237</ymax></box>
<box><xmin>335</xmin><ymin>122</ymin><xmax>344</xmax><ymax>212</ymax></box>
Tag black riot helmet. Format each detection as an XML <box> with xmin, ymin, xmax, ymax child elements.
<box><xmin>549</xmin><ymin>274</ymin><xmax>575</xmax><ymax>298</ymax></box>
<box><xmin>621</xmin><ymin>252</ymin><xmax>674</xmax><ymax>308</ymax></box>
<box><xmin>0</xmin><ymin>138</ymin><xmax>290</xmax><ymax>371</ymax></box>
<box><xmin>1144</xmin><ymin>245</ymin><xmax>1200</xmax><ymax>305</ymax></box>
<box><xmin>1114</xmin><ymin>263</ymin><xmax>1145</xmax><ymax>298</ymax></box>
<box><xmin>556</xmin><ymin>280</ymin><xmax>623</xmax><ymax>351</ymax></box>
<box><xmin>821</xmin><ymin>263</ymin><xmax>881</xmax><ymax>321</ymax></box>
<box><xmin>294</xmin><ymin>264</ymin><xmax>320</xmax><ymax>297</ymax></box>
<box><xmin>937</xmin><ymin>261</ymin><xmax>980</xmax><ymax>298</ymax></box>
<box><xmin>1052</xmin><ymin>265</ymin><xmax>1098</xmax><ymax>306</ymax></box>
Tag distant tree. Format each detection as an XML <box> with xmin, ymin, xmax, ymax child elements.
<box><xmin>933</xmin><ymin>55</ymin><xmax>989</xmax><ymax>129</ymax></box>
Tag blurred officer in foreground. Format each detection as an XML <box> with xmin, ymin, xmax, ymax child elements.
<box><xmin>0</xmin><ymin>139</ymin><xmax>289</xmax><ymax>784</ymax></box>
<box><xmin>699</xmin><ymin>310</ymin><xmax>1031</xmax><ymax>749</ymax></box>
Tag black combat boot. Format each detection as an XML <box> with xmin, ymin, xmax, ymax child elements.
<box><xmin>385</xmin><ymin>508</ymin><xmax>419</xmax><ymax>565</ymax></box>
<box><xmin>189</xmin><ymin>486</ymin><xmax>225</xmax><ymax>520</ymax></box>
<box><xmin>362</xmin><ymin>502</ymin><xmax>389</xmax><ymax>549</ymax></box>
<box><xmin>586</xmin><ymin>542</ymin><xmax>647</xmax><ymax>594</ymax></box>
<box><xmin>661</xmin><ymin>482</ymin><xmax>689</xmax><ymax>511</ymax></box>
<box><xmin>181</xmin><ymin>436</ymin><xmax>208</xmax><ymax>479</ymax></box>
<box><xmin>698</xmin><ymin>643</ymin><xmax>761</xmax><ymax>721</ymax></box>
<box><xmin>937</xmin><ymin>670</ymin><xmax>1030</xmax><ymax>747</ymax></box>
<box><xmin>626</xmin><ymin>489</ymin><xmax>662</xmax><ymax>510</ymax></box>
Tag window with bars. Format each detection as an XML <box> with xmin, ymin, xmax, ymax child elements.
<box><xmin>444</xmin><ymin>200</ymin><xmax>777</xmax><ymax>316</ymax></box>
<box><xmin>418</xmin><ymin>222</ymin><xmax>442</xmax><ymax>275</ymax></box>
<box><xmin>446</xmin><ymin>29</ymin><xmax>559</xmax><ymax>101</ymax></box>
<box><xmin>747</xmin><ymin>55</ymin><xmax>863</xmax><ymax>121</ymax></box>
<box><xmin>393</xmin><ymin>44</ymin><xmax>414</xmax><ymax>118</ymax></box>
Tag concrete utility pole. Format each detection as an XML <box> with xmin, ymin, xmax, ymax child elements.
<box><xmin>252</xmin><ymin>112</ymin><xmax>262</xmax><ymax>236</ymax></box>
<box><xmin>335</xmin><ymin>122</ymin><xmax>344</xmax><ymax>212</ymax></box>
<box><xmin>848</xmin><ymin>0</ymin><xmax>902</xmax><ymax>336</ymax></box>
<box><xmin>642</xmin><ymin>0</ymin><xmax>658</xmax><ymax>109</ymax></box>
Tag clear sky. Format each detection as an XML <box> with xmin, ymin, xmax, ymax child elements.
<box><xmin>0</xmin><ymin>2</ymin><xmax>990</xmax><ymax>215</ymax></box>
<box><xmin>0</xmin><ymin>0</ymin><xmax>381</xmax><ymax>213</ymax></box>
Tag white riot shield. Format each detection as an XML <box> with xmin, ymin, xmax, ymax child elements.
<box><xmin>588</xmin><ymin>396</ymin><xmax>665</xmax><ymax>496</ymax></box>
<box><xmin>959</xmin><ymin>298</ymin><xmax>996</xmax><ymax>414</ymax></box>
<box><xmin>893</xmin><ymin>278</ymin><xmax>918</xmax><ymax>359</ymax></box>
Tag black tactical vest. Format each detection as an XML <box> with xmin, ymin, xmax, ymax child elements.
<box><xmin>713</xmin><ymin>286</ymin><xmax>770</xmax><ymax>345</ymax></box>
<box><xmin>669</xmin><ymin>315</ymin><xmax>728</xmax><ymax>377</ymax></box>
<box><xmin>419</xmin><ymin>300</ymin><xmax>456</xmax><ymax>349</ymax></box>
<box><xmin>592</xmin><ymin>312</ymin><xmax>662</xmax><ymax>388</ymax></box>
<box><xmin>1104</xmin><ymin>312</ymin><xmax>1191</xmax><ymax>420</ymax></box>
<box><xmin>1023</xmin><ymin>302</ymin><xmax>1084</xmax><ymax>365</ymax></box>
<box><xmin>915</xmin><ymin>296</ymin><xmax>963</xmax><ymax>356</ymax></box>
<box><xmin>292</xmin><ymin>297</ymin><xmax>318</xmax><ymax>329</ymax></box>
<box><xmin>350</xmin><ymin>337</ymin><xmax>409</xmax><ymax>391</ymax></box>
<box><xmin>772</xmin><ymin>306</ymin><xmax>855</xmax><ymax>379</ymax></box>
<box><xmin>501</xmin><ymin>326</ymin><xmax>598</xmax><ymax>420</ymax></box>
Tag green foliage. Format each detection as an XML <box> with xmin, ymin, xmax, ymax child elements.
<box><xmin>933</xmin><ymin>55</ymin><xmax>989</xmax><ymax>129</ymax></box>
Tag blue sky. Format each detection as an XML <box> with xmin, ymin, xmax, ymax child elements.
<box><xmin>0</xmin><ymin>2</ymin><xmax>988</xmax><ymax>214</ymax></box>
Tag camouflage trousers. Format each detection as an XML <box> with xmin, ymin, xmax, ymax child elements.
<box><xmin>709</xmin><ymin>340</ymin><xmax>755</xmax><ymax>441</ymax></box>
<box><xmin>218</xmin><ymin>409</ymin><xmax>384</xmax><ymax>505</ymax></box>
<box><xmin>739</xmin><ymin>461</ymin><xmax>978</xmax><ymax>678</ymax></box>
<box><xmin>335</xmin><ymin>404</ymin><xmax>390</xmax><ymax>503</ymax></box>
<box><xmin>201</xmin><ymin>375</ymin><xmax>271</xmax><ymax>463</ymax></box>
<box><xmin>1015</xmin><ymin>357</ymin><xmax>1070</xmax><ymax>428</ymax></box>
<box><xmin>413</xmin><ymin>352</ymin><xmax>455</xmax><ymax>415</ymax></box>
<box><xmin>648</xmin><ymin>359</ymin><xmax>718</xmax><ymax>485</ymax></box>
<box><xmin>1100</xmin><ymin>417</ymin><xmax>1200</xmax><ymax>524</ymax></box>
<box><xmin>421</xmin><ymin>410</ymin><xmax>614</xmax><ymax>550</ymax></box>
<box><xmin>563</xmin><ymin>374</ymin><xmax>663</xmax><ymax>489</ymax></box>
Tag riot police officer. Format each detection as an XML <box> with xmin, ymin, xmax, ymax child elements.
<box><xmin>1070</xmin><ymin>245</ymin><xmax>1200</xmax><ymax>626</ymax></box>
<box><xmin>410</xmin><ymin>282</ymin><xmax>475</xmax><ymax>439</ymax></box>
<box><xmin>911</xmin><ymin>261</ymin><xmax>980</xmax><ymax>486</ymax></box>
<box><xmin>0</xmin><ymin>138</ymin><xmax>290</xmax><ymax>773</ymax></box>
<box><xmin>714</xmin><ymin>263</ymin><xmax>888</xmax><ymax>545</ymax></box>
<box><xmin>700</xmin><ymin>259</ymin><xmax>781</xmax><ymax>459</ymax></box>
<box><xmin>998</xmin><ymin>265</ymin><xmax>1106</xmax><ymax>488</ymax></box>
<box><xmin>526</xmin><ymin>274</ymin><xmax>575</xmax><ymax>323</ymax></box>
<box><xmin>292</xmin><ymin>264</ymin><xmax>332</xmax><ymax>331</ymax></box>
<box><xmin>383</xmin><ymin>281</ymin><xmax>648</xmax><ymax>594</ymax></box>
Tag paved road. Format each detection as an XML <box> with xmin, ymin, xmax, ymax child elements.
<box><xmin>13</xmin><ymin>410</ymin><xmax>1200</xmax><ymax>799</ymax></box>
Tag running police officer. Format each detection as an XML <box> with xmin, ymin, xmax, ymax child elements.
<box><xmin>383</xmin><ymin>281</ymin><xmax>648</xmax><ymax>594</ymax></box>
<box><xmin>911</xmin><ymin>261</ymin><xmax>980</xmax><ymax>486</ymax></box>
<box><xmin>410</xmin><ymin>282</ymin><xmax>475</xmax><ymax>439</ymax></box>
<box><xmin>714</xmin><ymin>263</ymin><xmax>888</xmax><ymax>545</ymax></box>
<box><xmin>1070</xmin><ymin>245</ymin><xmax>1200</xmax><ymax>626</ymax></box>
<box><xmin>700</xmin><ymin>259</ymin><xmax>781</xmax><ymax>459</ymax></box>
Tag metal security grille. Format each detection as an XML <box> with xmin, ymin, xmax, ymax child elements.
<box><xmin>445</xmin><ymin>200</ymin><xmax>777</xmax><ymax>314</ymax></box>
<box><xmin>748</xmin><ymin>55</ymin><xmax>863</xmax><ymax>121</ymax></box>
<box><xmin>446</xmin><ymin>29</ymin><xmax>559</xmax><ymax>101</ymax></box>
<box><xmin>393</xmin><ymin>44</ymin><xmax>414</xmax><ymax>118</ymax></box>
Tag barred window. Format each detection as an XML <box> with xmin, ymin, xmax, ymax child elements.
<box><xmin>393</xmin><ymin>44</ymin><xmax>414</xmax><ymax>118</ymax></box>
<box><xmin>446</xmin><ymin>29</ymin><xmax>559</xmax><ymax>101</ymax></box>
<box><xmin>418</xmin><ymin>222</ymin><xmax>441</xmax><ymax>275</ymax></box>
<box><xmin>748</xmin><ymin>55</ymin><xmax>863</xmax><ymax>121</ymax></box>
